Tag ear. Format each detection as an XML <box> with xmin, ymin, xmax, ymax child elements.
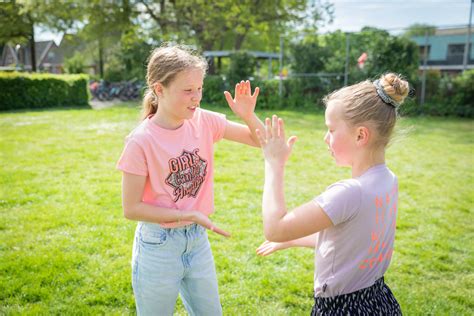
<box><xmin>154</xmin><ymin>82</ymin><xmax>164</xmax><ymax>97</ymax></box>
<box><xmin>355</xmin><ymin>126</ymin><xmax>370</xmax><ymax>146</ymax></box>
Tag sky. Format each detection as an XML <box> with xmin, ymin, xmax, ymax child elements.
<box><xmin>318</xmin><ymin>0</ymin><xmax>472</xmax><ymax>33</ymax></box>
<box><xmin>36</xmin><ymin>0</ymin><xmax>473</xmax><ymax>43</ymax></box>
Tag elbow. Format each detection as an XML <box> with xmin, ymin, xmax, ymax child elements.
<box><xmin>264</xmin><ymin>228</ymin><xmax>287</xmax><ymax>243</ymax></box>
<box><xmin>123</xmin><ymin>205</ymin><xmax>137</xmax><ymax>220</ymax></box>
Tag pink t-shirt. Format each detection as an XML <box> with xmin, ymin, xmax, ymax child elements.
<box><xmin>116</xmin><ymin>108</ymin><xmax>227</xmax><ymax>228</ymax></box>
<box><xmin>313</xmin><ymin>164</ymin><xmax>398</xmax><ymax>297</ymax></box>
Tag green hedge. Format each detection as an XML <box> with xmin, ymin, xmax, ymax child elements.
<box><xmin>201</xmin><ymin>71</ymin><xmax>474</xmax><ymax>118</ymax></box>
<box><xmin>0</xmin><ymin>72</ymin><xmax>89</xmax><ymax>111</ymax></box>
<box><xmin>402</xmin><ymin>69</ymin><xmax>474</xmax><ymax>117</ymax></box>
<box><xmin>202</xmin><ymin>75</ymin><xmax>225</xmax><ymax>105</ymax></box>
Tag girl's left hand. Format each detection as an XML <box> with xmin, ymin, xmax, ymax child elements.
<box><xmin>224</xmin><ymin>80</ymin><xmax>259</xmax><ymax>121</ymax></box>
<box><xmin>256</xmin><ymin>240</ymin><xmax>290</xmax><ymax>256</ymax></box>
<box><xmin>256</xmin><ymin>115</ymin><xmax>297</xmax><ymax>167</ymax></box>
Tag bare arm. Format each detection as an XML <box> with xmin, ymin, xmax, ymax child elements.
<box><xmin>257</xmin><ymin>116</ymin><xmax>333</xmax><ymax>243</ymax></box>
<box><xmin>122</xmin><ymin>172</ymin><xmax>230</xmax><ymax>237</ymax></box>
<box><xmin>223</xmin><ymin>116</ymin><xmax>264</xmax><ymax>147</ymax></box>
<box><xmin>256</xmin><ymin>233</ymin><xmax>317</xmax><ymax>256</ymax></box>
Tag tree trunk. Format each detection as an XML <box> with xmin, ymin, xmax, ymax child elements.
<box><xmin>29</xmin><ymin>22</ymin><xmax>36</xmax><ymax>72</ymax></box>
<box><xmin>98</xmin><ymin>39</ymin><xmax>104</xmax><ymax>79</ymax></box>
<box><xmin>234</xmin><ymin>33</ymin><xmax>247</xmax><ymax>51</ymax></box>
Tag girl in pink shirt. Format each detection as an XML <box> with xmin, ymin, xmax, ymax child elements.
<box><xmin>255</xmin><ymin>73</ymin><xmax>408</xmax><ymax>315</ymax></box>
<box><xmin>117</xmin><ymin>44</ymin><xmax>263</xmax><ymax>315</ymax></box>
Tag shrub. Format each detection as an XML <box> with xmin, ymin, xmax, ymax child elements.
<box><xmin>0</xmin><ymin>72</ymin><xmax>89</xmax><ymax>111</ymax></box>
<box><xmin>451</xmin><ymin>69</ymin><xmax>474</xmax><ymax>117</ymax></box>
<box><xmin>253</xmin><ymin>79</ymin><xmax>281</xmax><ymax>109</ymax></box>
<box><xmin>202</xmin><ymin>75</ymin><xmax>225</xmax><ymax>105</ymax></box>
<box><xmin>64</xmin><ymin>52</ymin><xmax>86</xmax><ymax>74</ymax></box>
<box><xmin>226</xmin><ymin>52</ymin><xmax>256</xmax><ymax>87</ymax></box>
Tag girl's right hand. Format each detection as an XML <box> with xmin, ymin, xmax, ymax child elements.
<box><xmin>191</xmin><ymin>211</ymin><xmax>231</xmax><ymax>238</ymax></box>
<box><xmin>256</xmin><ymin>115</ymin><xmax>297</xmax><ymax>168</ymax></box>
<box><xmin>256</xmin><ymin>240</ymin><xmax>290</xmax><ymax>256</ymax></box>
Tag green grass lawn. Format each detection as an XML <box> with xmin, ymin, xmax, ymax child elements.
<box><xmin>0</xmin><ymin>103</ymin><xmax>473</xmax><ymax>315</ymax></box>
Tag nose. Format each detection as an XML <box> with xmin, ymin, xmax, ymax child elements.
<box><xmin>191</xmin><ymin>90</ymin><xmax>202</xmax><ymax>102</ymax></box>
<box><xmin>324</xmin><ymin>131</ymin><xmax>329</xmax><ymax>144</ymax></box>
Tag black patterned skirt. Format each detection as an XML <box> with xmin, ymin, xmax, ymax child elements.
<box><xmin>311</xmin><ymin>277</ymin><xmax>402</xmax><ymax>316</ymax></box>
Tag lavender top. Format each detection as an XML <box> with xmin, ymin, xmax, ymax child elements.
<box><xmin>313</xmin><ymin>164</ymin><xmax>398</xmax><ymax>297</ymax></box>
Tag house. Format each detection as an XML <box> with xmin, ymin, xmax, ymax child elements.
<box><xmin>411</xmin><ymin>27</ymin><xmax>474</xmax><ymax>74</ymax></box>
<box><xmin>0</xmin><ymin>35</ymin><xmax>97</xmax><ymax>74</ymax></box>
<box><xmin>1</xmin><ymin>40</ymin><xmax>65</xmax><ymax>73</ymax></box>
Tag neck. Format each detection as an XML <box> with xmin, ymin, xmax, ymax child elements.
<box><xmin>351</xmin><ymin>148</ymin><xmax>385</xmax><ymax>178</ymax></box>
<box><xmin>151</xmin><ymin>106</ymin><xmax>184</xmax><ymax>130</ymax></box>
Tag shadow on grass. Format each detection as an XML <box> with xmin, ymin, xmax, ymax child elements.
<box><xmin>0</xmin><ymin>101</ymin><xmax>141</xmax><ymax>114</ymax></box>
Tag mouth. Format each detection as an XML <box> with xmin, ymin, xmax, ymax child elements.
<box><xmin>187</xmin><ymin>105</ymin><xmax>199</xmax><ymax>112</ymax></box>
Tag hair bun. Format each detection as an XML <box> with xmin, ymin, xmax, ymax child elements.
<box><xmin>379</xmin><ymin>73</ymin><xmax>409</xmax><ymax>105</ymax></box>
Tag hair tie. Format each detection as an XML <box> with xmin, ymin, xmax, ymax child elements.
<box><xmin>373</xmin><ymin>79</ymin><xmax>399</xmax><ymax>108</ymax></box>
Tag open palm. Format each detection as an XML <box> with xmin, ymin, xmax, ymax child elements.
<box><xmin>224</xmin><ymin>80</ymin><xmax>259</xmax><ymax>121</ymax></box>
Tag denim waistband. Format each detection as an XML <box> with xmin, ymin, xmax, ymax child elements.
<box><xmin>139</xmin><ymin>222</ymin><xmax>204</xmax><ymax>234</ymax></box>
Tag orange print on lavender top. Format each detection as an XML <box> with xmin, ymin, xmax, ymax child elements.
<box><xmin>358</xmin><ymin>184</ymin><xmax>398</xmax><ymax>270</ymax></box>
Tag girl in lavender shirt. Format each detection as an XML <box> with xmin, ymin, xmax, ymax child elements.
<box><xmin>255</xmin><ymin>73</ymin><xmax>408</xmax><ymax>315</ymax></box>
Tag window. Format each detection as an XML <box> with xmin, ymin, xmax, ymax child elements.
<box><xmin>447</xmin><ymin>43</ymin><xmax>472</xmax><ymax>64</ymax></box>
<box><xmin>419</xmin><ymin>45</ymin><xmax>431</xmax><ymax>60</ymax></box>
<box><xmin>448</xmin><ymin>44</ymin><xmax>465</xmax><ymax>57</ymax></box>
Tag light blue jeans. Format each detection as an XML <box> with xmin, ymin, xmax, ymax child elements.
<box><xmin>132</xmin><ymin>222</ymin><xmax>222</xmax><ymax>316</ymax></box>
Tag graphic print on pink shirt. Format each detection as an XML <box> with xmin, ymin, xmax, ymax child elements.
<box><xmin>165</xmin><ymin>148</ymin><xmax>208</xmax><ymax>202</ymax></box>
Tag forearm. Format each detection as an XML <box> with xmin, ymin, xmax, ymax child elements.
<box><xmin>243</xmin><ymin>113</ymin><xmax>264</xmax><ymax>147</ymax></box>
<box><xmin>123</xmin><ymin>202</ymin><xmax>195</xmax><ymax>224</ymax></box>
<box><xmin>262</xmin><ymin>163</ymin><xmax>288</xmax><ymax>241</ymax></box>
<box><xmin>286</xmin><ymin>233</ymin><xmax>317</xmax><ymax>248</ymax></box>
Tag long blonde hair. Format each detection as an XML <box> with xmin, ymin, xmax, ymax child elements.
<box><xmin>323</xmin><ymin>73</ymin><xmax>410</xmax><ymax>148</ymax></box>
<box><xmin>141</xmin><ymin>44</ymin><xmax>208</xmax><ymax>120</ymax></box>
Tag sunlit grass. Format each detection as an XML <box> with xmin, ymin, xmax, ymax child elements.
<box><xmin>0</xmin><ymin>104</ymin><xmax>472</xmax><ymax>315</ymax></box>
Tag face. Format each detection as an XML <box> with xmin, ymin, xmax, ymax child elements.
<box><xmin>155</xmin><ymin>67</ymin><xmax>204</xmax><ymax>123</ymax></box>
<box><xmin>324</xmin><ymin>101</ymin><xmax>358</xmax><ymax>166</ymax></box>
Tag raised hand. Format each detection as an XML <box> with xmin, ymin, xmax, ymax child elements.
<box><xmin>256</xmin><ymin>115</ymin><xmax>297</xmax><ymax>167</ymax></box>
<box><xmin>256</xmin><ymin>240</ymin><xmax>289</xmax><ymax>256</ymax></box>
<box><xmin>192</xmin><ymin>212</ymin><xmax>231</xmax><ymax>238</ymax></box>
<box><xmin>224</xmin><ymin>80</ymin><xmax>260</xmax><ymax>121</ymax></box>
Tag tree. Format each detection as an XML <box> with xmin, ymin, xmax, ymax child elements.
<box><xmin>403</xmin><ymin>23</ymin><xmax>436</xmax><ymax>37</ymax></box>
<box><xmin>0</xmin><ymin>1</ymin><xmax>81</xmax><ymax>72</ymax></box>
<box><xmin>78</xmin><ymin>0</ymin><xmax>136</xmax><ymax>79</ymax></box>
<box><xmin>137</xmin><ymin>0</ymin><xmax>331</xmax><ymax>51</ymax></box>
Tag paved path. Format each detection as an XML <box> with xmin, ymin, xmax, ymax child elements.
<box><xmin>89</xmin><ymin>99</ymin><xmax>122</xmax><ymax>110</ymax></box>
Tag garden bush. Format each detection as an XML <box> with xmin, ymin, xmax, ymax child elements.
<box><xmin>0</xmin><ymin>72</ymin><xmax>89</xmax><ymax>111</ymax></box>
<box><xmin>202</xmin><ymin>75</ymin><xmax>225</xmax><ymax>105</ymax></box>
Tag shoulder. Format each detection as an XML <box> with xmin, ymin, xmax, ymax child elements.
<box><xmin>315</xmin><ymin>179</ymin><xmax>363</xmax><ymax>224</ymax></box>
<box><xmin>124</xmin><ymin>119</ymin><xmax>153</xmax><ymax>145</ymax></box>
<box><xmin>326</xmin><ymin>178</ymin><xmax>362</xmax><ymax>195</ymax></box>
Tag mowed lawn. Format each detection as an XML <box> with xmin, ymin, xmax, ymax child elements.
<box><xmin>0</xmin><ymin>103</ymin><xmax>472</xmax><ymax>315</ymax></box>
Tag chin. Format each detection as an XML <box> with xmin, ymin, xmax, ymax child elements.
<box><xmin>184</xmin><ymin>110</ymin><xmax>196</xmax><ymax>120</ymax></box>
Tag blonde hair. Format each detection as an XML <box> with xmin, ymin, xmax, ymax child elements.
<box><xmin>141</xmin><ymin>44</ymin><xmax>208</xmax><ymax>120</ymax></box>
<box><xmin>323</xmin><ymin>73</ymin><xmax>410</xmax><ymax>148</ymax></box>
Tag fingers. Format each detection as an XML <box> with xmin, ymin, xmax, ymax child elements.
<box><xmin>209</xmin><ymin>225</ymin><xmax>231</xmax><ymax>238</ymax></box>
<box><xmin>278</xmin><ymin>118</ymin><xmax>285</xmax><ymax>139</ymax></box>
<box><xmin>272</xmin><ymin>115</ymin><xmax>278</xmax><ymax>137</ymax></box>
<box><xmin>234</xmin><ymin>83</ymin><xmax>239</xmax><ymax>98</ymax></box>
<box><xmin>287</xmin><ymin>135</ymin><xmax>298</xmax><ymax>152</ymax></box>
<box><xmin>252</xmin><ymin>86</ymin><xmax>260</xmax><ymax>99</ymax></box>
<box><xmin>223</xmin><ymin>91</ymin><xmax>235</xmax><ymax>109</ymax></box>
<box><xmin>265</xmin><ymin>117</ymin><xmax>272</xmax><ymax>139</ymax></box>
<box><xmin>256</xmin><ymin>241</ymin><xmax>276</xmax><ymax>256</ymax></box>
